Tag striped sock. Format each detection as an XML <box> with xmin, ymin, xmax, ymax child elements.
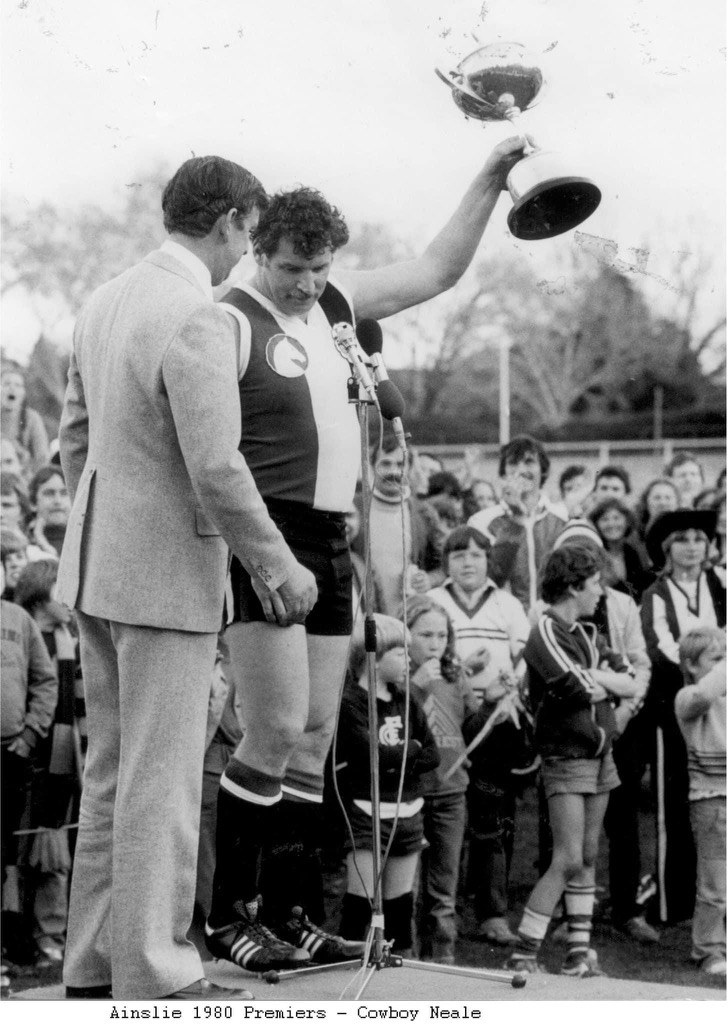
<box><xmin>512</xmin><ymin>906</ymin><xmax>551</xmax><ymax>962</ymax></box>
<box><xmin>564</xmin><ymin>882</ymin><xmax>596</xmax><ymax>959</ymax></box>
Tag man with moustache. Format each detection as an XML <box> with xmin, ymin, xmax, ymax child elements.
<box><xmin>469</xmin><ymin>435</ymin><xmax>567</xmax><ymax>620</ymax></box>
<box><xmin>56</xmin><ymin>156</ymin><xmax>316</xmax><ymax>1001</ymax></box>
<box><xmin>205</xmin><ymin>136</ymin><xmax>531</xmax><ymax>974</ymax></box>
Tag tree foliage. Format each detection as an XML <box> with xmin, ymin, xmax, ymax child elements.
<box><xmin>1</xmin><ymin>181</ymin><xmax>724</xmax><ymax>444</ymax></box>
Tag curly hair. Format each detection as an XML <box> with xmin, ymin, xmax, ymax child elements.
<box><xmin>252</xmin><ymin>187</ymin><xmax>349</xmax><ymax>259</ymax></box>
<box><xmin>588</xmin><ymin>496</ymin><xmax>636</xmax><ymax>540</ymax></box>
<box><xmin>405</xmin><ymin>596</ymin><xmax>461</xmax><ymax>685</ymax></box>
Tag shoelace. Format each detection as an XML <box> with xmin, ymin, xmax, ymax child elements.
<box><xmin>248</xmin><ymin>920</ymin><xmax>293</xmax><ymax>950</ymax></box>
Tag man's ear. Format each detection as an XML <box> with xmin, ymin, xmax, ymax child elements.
<box><xmin>216</xmin><ymin>209</ymin><xmax>238</xmax><ymax>240</ymax></box>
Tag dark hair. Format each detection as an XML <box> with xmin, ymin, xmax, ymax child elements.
<box><xmin>541</xmin><ymin>545</ymin><xmax>602</xmax><ymax>605</ymax></box>
<box><xmin>635</xmin><ymin>477</ymin><xmax>680</xmax><ymax>534</ymax></box>
<box><xmin>252</xmin><ymin>187</ymin><xmax>349</xmax><ymax>259</ymax></box>
<box><xmin>427</xmin><ymin>471</ymin><xmax>462</xmax><ymax>499</ymax></box>
<box><xmin>498</xmin><ymin>435</ymin><xmax>549</xmax><ymax>485</ymax></box>
<box><xmin>594</xmin><ymin>464</ymin><xmax>631</xmax><ymax>494</ymax></box>
<box><xmin>14</xmin><ymin>558</ymin><xmax>58</xmax><ymax>612</ymax></box>
<box><xmin>442</xmin><ymin>525</ymin><xmax>490</xmax><ymax>573</ymax></box>
<box><xmin>162</xmin><ymin>156</ymin><xmax>268</xmax><ymax>238</ymax></box>
<box><xmin>558</xmin><ymin>464</ymin><xmax>586</xmax><ymax>495</ymax></box>
<box><xmin>29</xmin><ymin>465</ymin><xmax>65</xmax><ymax>506</ymax></box>
<box><xmin>406</xmin><ymin>596</ymin><xmax>460</xmax><ymax>684</ymax></box>
<box><xmin>664</xmin><ymin>451</ymin><xmax>704</xmax><ymax>480</ymax></box>
<box><xmin>694</xmin><ymin>488</ymin><xmax>718</xmax><ymax>510</ymax></box>
<box><xmin>588</xmin><ymin>497</ymin><xmax>636</xmax><ymax>538</ymax></box>
<box><xmin>462</xmin><ymin>478</ymin><xmax>497</xmax><ymax>519</ymax></box>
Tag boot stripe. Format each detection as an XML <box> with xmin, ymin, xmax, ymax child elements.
<box><xmin>231</xmin><ymin>936</ymin><xmax>260</xmax><ymax>964</ymax></box>
<box><xmin>301</xmin><ymin>932</ymin><xmax>324</xmax><ymax>954</ymax></box>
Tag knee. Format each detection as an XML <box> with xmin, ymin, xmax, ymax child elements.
<box><xmin>245</xmin><ymin>714</ymin><xmax>305</xmax><ymax>761</ymax></box>
<box><xmin>552</xmin><ymin>851</ymin><xmax>584</xmax><ymax>880</ymax></box>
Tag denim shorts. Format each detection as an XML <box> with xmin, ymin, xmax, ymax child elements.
<box><xmin>230</xmin><ymin>498</ymin><xmax>353</xmax><ymax>636</ymax></box>
<box><xmin>541</xmin><ymin>750</ymin><xmax>620</xmax><ymax>799</ymax></box>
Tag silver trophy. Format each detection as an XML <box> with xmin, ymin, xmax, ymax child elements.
<box><xmin>436</xmin><ymin>42</ymin><xmax>601</xmax><ymax>240</ymax></box>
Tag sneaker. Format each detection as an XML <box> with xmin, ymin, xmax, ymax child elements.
<box><xmin>431</xmin><ymin>938</ymin><xmax>456</xmax><ymax>965</ymax></box>
<box><xmin>205</xmin><ymin>898</ymin><xmax>311</xmax><ymax>972</ymax></box>
<box><xmin>700</xmin><ymin>955</ymin><xmax>726</xmax><ymax>976</ymax></box>
<box><xmin>505</xmin><ymin>953</ymin><xmax>544</xmax><ymax>974</ymax></box>
<box><xmin>278</xmin><ymin>907</ymin><xmax>365</xmax><ymax>964</ymax></box>
<box><xmin>620</xmin><ymin>916</ymin><xmax>660</xmax><ymax>944</ymax></box>
<box><xmin>560</xmin><ymin>948</ymin><xmax>607</xmax><ymax>978</ymax></box>
<box><xmin>477</xmin><ymin>917</ymin><xmax>518</xmax><ymax>945</ymax></box>
<box><xmin>37</xmin><ymin>935</ymin><xmax>64</xmax><ymax>964</ymax></box>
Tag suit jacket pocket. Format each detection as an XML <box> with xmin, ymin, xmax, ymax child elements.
<box><xmin>195</xmin><ymin>507</ymin><xmax>220</xmax><ymax>537</ymax></box>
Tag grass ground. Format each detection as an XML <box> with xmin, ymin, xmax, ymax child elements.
<box><xmin>3</xmin><ymin>778</ymin><xmax>725</xmax><ymax>999</ymax></box>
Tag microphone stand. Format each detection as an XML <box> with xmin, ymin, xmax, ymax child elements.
<box><xmin>259</xmin><ymin>373</ymin><xmax>527</xmax><ymax>999</ymax></box>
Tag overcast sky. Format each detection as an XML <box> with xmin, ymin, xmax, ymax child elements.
<box><xmin>1</xmin><ymin>0</ymin><xmax>725</xmax><ymax>361</ymax></box>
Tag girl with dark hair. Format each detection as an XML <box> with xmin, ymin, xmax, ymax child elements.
<box><xmin>641</xmin><ymin>510</ymin><xmax>726</xmax><ymax>925</ymax></box>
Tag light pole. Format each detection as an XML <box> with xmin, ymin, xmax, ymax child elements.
<box><xmin>499</xmin><ymin>335</ymin><xmax>511</xmax><ymax>446</ymax></box>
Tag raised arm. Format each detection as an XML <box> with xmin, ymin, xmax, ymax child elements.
<box><xmin>337</xmin><ymin>136</ymin><xmax>529</xmax><ymax>320</ymax></box>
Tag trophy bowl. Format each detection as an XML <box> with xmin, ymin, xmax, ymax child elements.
<box><xmin>448</xmin><ymin>42</ymin><xmax>544</xmax><ymax>121</ymax></box>
<box><xmin>436</xmin><ymin>42</ymin><xmax>601</xmax><ymax>240</ymax></box>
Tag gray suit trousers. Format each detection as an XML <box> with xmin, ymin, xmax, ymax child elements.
<box><xmin>63</xmin><ymin>613</ymin><xmax>217</xmax><ymax>999</ymax></box>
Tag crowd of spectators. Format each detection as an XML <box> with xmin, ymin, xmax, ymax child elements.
<box><xmin>1</xmin><ymin>365</ymin><xmax>725</xmax><ymax>985</ymax></box>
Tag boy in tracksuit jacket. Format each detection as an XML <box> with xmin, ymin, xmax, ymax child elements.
<box><xmin>676</xmin><ymin>626</ymin><xmax>726</xmax><ymax>976</ymax></box>
<box><xmin>507</xmin><ymin>545</ymin><xmax>638</xmax><ymax>978</ymax></box>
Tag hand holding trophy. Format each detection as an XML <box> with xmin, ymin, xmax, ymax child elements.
<box><xmin>436</xmin><ymin>41</ymin><xmax>601</xmax><ymax>240</ymax></box>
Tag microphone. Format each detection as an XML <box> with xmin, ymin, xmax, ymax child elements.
<box><xmin>331</xmin><ymin>322</ymin><xmax>377</xmax><ymax>402</ymax></box>
<box><xmin>355</xmin><ymin>319</ymin><xmax>408</xmax><ymax>452</ymax></box>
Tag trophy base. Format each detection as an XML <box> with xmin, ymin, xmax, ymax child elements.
<box><xmin>507</xmin><ymin>175</ymin><xmax>601</xmax><ymax>241</ymax></box>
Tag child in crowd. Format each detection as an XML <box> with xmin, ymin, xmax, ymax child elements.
<box><xmin>429</xmin><ymin>525</ymin><xmax>531</xmax><ymax>946</ymax></box>
<box><xmin>676</xmin><ymin>626</ymin><xmax>726</xmax><ymax>976</ymax></box>
<box><xmin>14</xmin><ymin>559</ymin><xmax>84</xmax><ymax>964</ymax></box>
<box><xmin>406</xmin><ymin>596</ymin><xmax>480</xmax><ymax>963</ymax></box>
<box><xmin>508</xmin><ymin>545</ymin><xmax>640</xmax><ymax>978</ymax></box>
<box><xmin>336</xmin><ymin>614</ymin><xmax>439</xmax><ymax>956</ymax></box>
<box><xmin>0</xmin><ymin>563</ymin><xmax>58</xmax><ymax>972</ymax></box>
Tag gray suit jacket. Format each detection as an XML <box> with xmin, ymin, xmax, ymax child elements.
<box><xmin>57</xmin><ymin>249</ymin><xmax>297</xmax><ymax>632</ymax></box>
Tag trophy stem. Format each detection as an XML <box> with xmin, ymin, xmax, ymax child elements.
<box><xmin>503</xmin><ymin>107</ymin><xmax>535</xmax><ymax>155</ymax></box>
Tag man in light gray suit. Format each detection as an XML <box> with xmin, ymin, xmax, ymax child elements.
<box><xmin>56</xmin><ymin>156</ymin><xmax>317</xmax><ymax>1001</ymax></box>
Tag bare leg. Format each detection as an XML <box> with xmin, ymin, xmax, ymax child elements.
<box><xmin>226</xmin><ymin>621</ymin><xmax>310</xmax><ymax>774</ymax></box>
<box><xmin>526</xmin><ymin>793</ymin><xmax>588</xmax><ymax>917</ymax></box>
